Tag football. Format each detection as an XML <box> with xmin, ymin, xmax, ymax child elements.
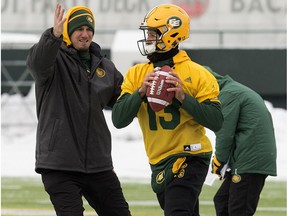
<box><xmin>146</xmin><ymin>65</ymin><xmax>175</xmax><ymax>112</ymax></box>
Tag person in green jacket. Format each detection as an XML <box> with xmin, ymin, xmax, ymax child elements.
<box><xmin>209</xmin><ymin>68</ymin><xmax>277</xmax><ymax>216</ymax></box>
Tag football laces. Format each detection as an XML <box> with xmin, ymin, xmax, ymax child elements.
<box><xmin>149</xmin><ymin>77</ymin><xmax>158</xmax><ymax>95</ymax></box>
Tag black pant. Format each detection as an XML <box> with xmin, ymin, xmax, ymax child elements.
<box><xmin>156</xmin><ymin>157</ymin><xmax>209</xmax><ymax>216</ymax></box>
<box><xmin>213</xmin><ymin>173</ymin><xmax>267</xmax><ymax>216</ymax></box>
<box><xmin>41</xmin><ymin>170</ymin><xmax>131</xmax><ymax>216</ymax></box>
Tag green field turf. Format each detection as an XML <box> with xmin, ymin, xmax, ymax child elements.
<box><xmin>1</xmin><ymin>177</ymin><xmax>286</xmax><ymax>216</ymax></box>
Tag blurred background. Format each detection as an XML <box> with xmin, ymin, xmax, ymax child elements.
<box><xmin>1</xmin><ymin>1</ymin><xmax>287</xmax><ymax>215</ymax></box>
<box><xmin>1</xmin><ymin>0</ymin><xmax>287</xmax><ymax>176</ymax></box>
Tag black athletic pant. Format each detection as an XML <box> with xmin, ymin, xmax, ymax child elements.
<box><xmin>213</xmin><ymin>173</ymin><xmax>267</xmax><ymax>216</ymax></box>
<box><xmin>41</xmin><ymin>169</ymin><xmax>131</xmax><ymax>216</ymax></box>
<box><xmin>156</xmin><ymin>157</ymin><xmax>209</xmax><ymax>216</ymax></box>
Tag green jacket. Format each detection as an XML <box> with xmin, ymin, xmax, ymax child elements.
<box><xmin>209</xmin><ymin>69</ymin><xmax>277</xmax><ymax>176</ymax></box>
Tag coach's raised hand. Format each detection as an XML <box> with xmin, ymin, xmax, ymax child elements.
<box><xmin>53</xmin><ymin>3</ymin><xmax>66</xmax><ymax>38</ymax></box>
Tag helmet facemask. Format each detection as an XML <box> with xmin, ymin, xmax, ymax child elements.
<box><xmin>137</xmin><ymin>26</ymin><xmax>169</xmax><ymax>56</ymax></box>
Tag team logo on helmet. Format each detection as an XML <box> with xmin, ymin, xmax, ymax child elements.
<box><xmin>96</xmin><ymin>68</ymin><xmax>106</xmax><ymax>78</ymax></box>
<box><xmin>172</xmin><ymin>0</ymin><xmax>210</xmax><ymax>18</ymax></box>
<box><xmin>167</xmin><ymin>16</ymin><xmax>182</xmax><ymax>29</ymax></box>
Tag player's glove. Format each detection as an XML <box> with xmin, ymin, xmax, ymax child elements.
<box><xmin>212</xmin><ymin>155</ymin><xmax>224</xmax><ymax>176</ymax></box>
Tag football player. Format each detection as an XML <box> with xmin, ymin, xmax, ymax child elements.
<box><xmin>112</xmin><ymin>4</ymin><xmax>223</xmax><ymax>216</ymax></box>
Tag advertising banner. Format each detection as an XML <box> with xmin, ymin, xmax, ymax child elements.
<box><xmin>2</xmin><ymin>0</ymin><xmax>286</xmax><ymax>32</ymax></box>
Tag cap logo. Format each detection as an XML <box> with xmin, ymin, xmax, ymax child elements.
<box><xmin>167</xmin><ymin>16</ymin><xmax>182</xmax><ymax>29</ymax></box>
<box><xmin>86</xmin><ymin>16</ymin><xmax>93</xmax><ymax>23</ymax></box>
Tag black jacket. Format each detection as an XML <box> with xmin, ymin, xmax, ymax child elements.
<box><xmin>26</xmin><ymin>28</ymin><xmax>123</xmax><ymax>174</ymax></box>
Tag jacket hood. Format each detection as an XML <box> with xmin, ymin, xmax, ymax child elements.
<box><xmin>63</xmin><ymin>5</ymin><xmax>95</xmax><ymax>46</ymax></box>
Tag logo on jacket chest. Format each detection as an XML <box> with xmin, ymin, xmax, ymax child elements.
<box><xmin>96</xmin><ymin>68</ymin><xmax>106</xmax><ymax>78</ymax></box>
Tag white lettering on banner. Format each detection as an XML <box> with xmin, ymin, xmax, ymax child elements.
<box><xmin>100</xmin><ymin>0</ymin><xmax>149</xmax><ymax>13</ymax></box>
<box><xmin>1</xmin><ymin>0</ymin><xmax>286</xmax><ymax>32</ymax></box>
<box><xmin>231</xmin><ymin>0</ymin><xmax>284</xmax><ymax>13</ymax></box>
<box><xmin>1</xmin><ymin>0</ymin><xmax>149</xmax><ymax>13</ymax></box>
<box><xmin>1</xmin><ymin>0</ymin><xmax>151</xmax><ymax>31</ymax></box>
<box><xmin>1</xmin><ymin>0</ymin><xmax>20</xmax><ymax>13</ymax></box>
<box><xmin>2</xmin><ymin>0</ymin><xmax>285</xmax><ymax>14</ymax></box>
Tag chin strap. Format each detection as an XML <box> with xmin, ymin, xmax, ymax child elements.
<box><xmin>147</xmin><ymin>46</ymin><xmax>179</xmax><ymax>63</ymax></box>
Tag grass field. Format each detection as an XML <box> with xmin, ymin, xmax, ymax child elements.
<box><xmin>1</xmin><ymin>177</ymin><xmax>287</xmax><ymax>216</ymax></box>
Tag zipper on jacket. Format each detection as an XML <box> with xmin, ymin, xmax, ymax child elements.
<box><xmin>84</xmin><ymin>57</ymin><xmax>104</xmax><ymax>172</ymax></box>
<box><xmin>84</xmin><ymin>78</ymin><xmax>92</xmax><ymax>171</ymax></box>
<box><xmin>86</xmin><ymin>69</ymin><xmax>91</xmax><ymax>76</ymax></box>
